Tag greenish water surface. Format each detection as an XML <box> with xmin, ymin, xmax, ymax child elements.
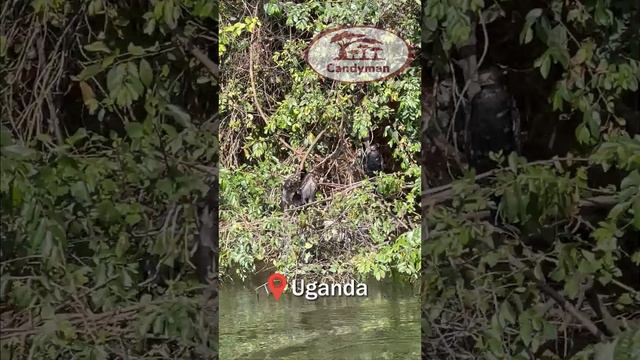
<box><xmin>220</xmin><ymin>278</ymin><xmax>420</xmax><ymax>360</ymax></box>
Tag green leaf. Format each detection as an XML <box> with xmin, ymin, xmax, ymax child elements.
<box><xmin>540</xmin><ymin>54</ymin><xmax>551</xmax><ymax>78</ymax></box>
<box><xmin>533</xmin><ymin>262</ymin><xmax>544</xmax><ymax>280</ymax></box>
<box><xmin>522</xmin><ymin>27</ymin><xmax>533</xmax><ymax>44</ymax></box>
<box><xmin>499</xmin><ymin>301</ymin><xmax>515</xmax><ymax>325</ymax></box>
<box><xmin>152</xmin><ymin>315</ymin><xmax>164</xmax><ymax>334</ymax></box>
<box><xmin>502</xmin><ymin>187</ymin><xmax>519</xmax><ymax>221</ymax></box>
<box><xmin>542</xmin><ymin>321</ymin><xmax>556</xmax><ymax>341</ymax></box>
<box><xmin>164</xmin><ymin>0</ymin><xmax>177</xmax><ymax>29</ymax></box>
<box><xmin>165</xmin><ymin>104</ymin><xmax>191</xmax><ymax>127</ymax></box>
<box><xmin>126</xmin><ymin>61</ymin><xmax>139</xmax><ymax>78</ymax></box>
<box><xmin>70</xmin><ymin>181</ymin><xmax>90</xmax><ymax>203</ymax></box>
<box><xmin>525</xmin><ymin>8</ymin><xmax>543</xmax><ymax>22</ymax></box>
<box><xmin>127</xmin><ymin>43</ymin><xmax>145</xmax><ymax>56</ymax></box>
<box><xmin>0</xmin><ymin>125</ymin><xmax>13</xmax><ymax>147</ymax></box>
<box><xmin>2</xmin><ymin>144</ymin><xmax>36</xmax><ymax>158</ymax></box>
<box><xmin>507</xmin><ymin>152</ymin><xmax>519</xmax><ymax>172</ymax></box>
<box><xmin>144</xmin><ymin>17</ymin><xmax>156</xmax><ymax>34</ymax></box>
<box><xmin>576</xmin><ymin>123</ymin><xmax>591</xmax><ymax>144</ymax></box>
<box><xmin>483</xmin><ymin>252</ymin><xmax>499</xmax><ymax>267</ymax></box>
<box><xmin>594</xmin><ymin>340</ymin><xmax>616</xmax><ymax>360</ymax></box>
<box><xmin>126</xmin><ymin>80</ymin><xmax>143</xmax><ymax>101</ymax></box>
<box><xmin>138</xmin><ymin>311</ymin><xmax>156</xmax><ymax>336</ymax></box>
<box><xmin>139</xmin><ymin>59</ymin><xmax>153</xmax><ymax>87</ymax></box>
<box><xmin>76</xmin><ymin>64</ymin><xmax>103</xmax><ymax>81</ymax></box>
<box><xmin>564</xmin><ymin>275</ymin><xmax>580</xmax><ymax>299</ymax></box>
<box><xmin>31</xmin><ymin>218</ymin><xmax>47</xmax><ymax>249</ymax></box>
<box><xmin>589</xmin><ymin>110</ymin><xmax>602</xmax><ymax>135</ymax></box>
<box><xmin>632</xmin><ymin>196</ymin><xmax>640</xmax><ymax>230</ymax></box>
<box><xmin>613</xmin><ymin>328</ymin><xmax>640</xmax><ymax>359</ymax></box>
<box><xmin>90</xmin><ymin>346</ymin><xmax>107</xmax><ymax>360</ymax></box>
<box><xmin>87</xmin><ymin>0</ymin><xmax>103</xmax><ymax>15</ymax></box>
<box><xmin>594</xmin><ymin>0</ymin><xmax>612</xmax><ymax>26</ymax></box>
<box><xmin>519</xmin><ymin>314</ymin><xmax>533</xmax><ymax>346</ymax></box>
<box><xmin>125</xmin><ymin>122</ymin><xmax>144</xmax><ymax>139</ymax></box>
<box><xmin>97</xmin><ymin>200</ymin><xmax>119</xmax><ymax>224</ymax></box>
<box><xmin>622</xmin><ymin>171</ymin><xmax>640</xmax><ymax>190</ymax></box>
<box><xmin>573</xmin><ymin>45</ymin><xmax>591</xmax><ymax>65</ymax></box>
<box><xmin>125</xmin><ymin>213</ymin><xmax>141</xmax><ymax>225</ymax></box>
<box><xmin>0</xmin><ymin>35</ymin><xmax>7</xmax><ymax>58</ymax></box>
<box><xmin>84</xmin><ymin>41</ymin><xmax>111</xmax><ymax>53</ymax></box>
<box><xmin>520</xmin><ymin>8</ymin><xmax>542</xmax><ymax>44</ymax></box>
<box><xmin>106</xmin><ymin>65</ymin><xmax>124</xmax><ymax>93</ymax></box>
<box><xmin>102</xmin><ymin>54</ymin><xmax>117</xmax><ymax>68</ymax></box>
<box><xmin>157</xmin><ymin>178</ymin><xmax>173</xmax><ymax>196</ymax></box>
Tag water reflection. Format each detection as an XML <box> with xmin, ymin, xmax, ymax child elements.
<box><xmin>220</xmin><ymin>278</ymin><xmax>420</xmax><ymax>359</ymax></box>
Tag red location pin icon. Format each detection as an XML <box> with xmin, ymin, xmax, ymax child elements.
<box><xmin>267</xmin><ymin>273</ymin><xmax>287</xmax><ymax>301</ymax></box>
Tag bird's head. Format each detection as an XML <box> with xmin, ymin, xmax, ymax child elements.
<box><xmin>478</xmin><ymin>66</ymin><xmax>504</xmax><ymax>87</ymax></box>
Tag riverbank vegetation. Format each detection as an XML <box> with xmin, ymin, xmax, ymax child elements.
<box><xmin>422</xmin><ymin>1</ymin><xmax>639</xmax><ymax>358</ymax></box>
<box><xmin>1</xmin><ymin>1</ymin><xmax>218</xmax><ymax>358</ymax></box>
<box><xmin>219</xmin><ymin>0</ymin><xmax>421</xmax><ymax>283</ymax></box>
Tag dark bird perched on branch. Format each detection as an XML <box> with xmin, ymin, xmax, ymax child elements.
<box><xmin>193</xmin><ymin>181</ymin><xmax>218</xmax><ymax>285</ymax></box>
<box><xmin>138</xmin><ymin>181</ymin><xmax>218</xmax><ymax>287</ymax></box>
<box><xmin>299</xmin><ymin>173</ymin><xmax>317</xmax><ymax>204</ymax></box>
<box><xmin>364</xmin><ymin>144</ymin><xmax>383</xmax><ymax>176</ymax></box>
<box><xmin>281</xmin><ymin>171</ymin><xmax>318</xmax><ymax>209</ymax></box>
<box><xmin>282</xmin><ymin>174</ymin><xmax>303</xmax><ymax>209</ymax></box>
<box><xmin>466</xmin><ymin>66</ymin><xmax>520</xmax><ymax>172</ymax></box>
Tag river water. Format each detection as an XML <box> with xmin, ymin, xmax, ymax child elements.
<box><xmin>219</xmin><ymin>278</ymin><xmax>420</xmax><ymax>359</ymax></box>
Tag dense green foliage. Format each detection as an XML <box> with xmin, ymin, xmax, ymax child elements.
<box><xmin>422</xmin><ymin>0</ymin><xmax>640</xmax><ymax>358</ymax></box>
<box><xmin>219</xmin><ymin>0</ymin><xmax>421</xmax><ymax>282</ymax></box>
<box><xmin>3</xmin><ymin>0</ymin><xmax>637</xmax><ymax>358</ymax></box>
<box><xmin>1</xmin><ymin>0</ymin><xmax>218</xmax><ymax>358</ymax></box>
